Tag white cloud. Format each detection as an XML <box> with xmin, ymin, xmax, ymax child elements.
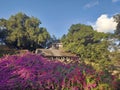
<box><xmin>112</xmin><ymin>0</ymin><xmax>120</xmax><ymax>2</ymax></box>
<box><xmin>84</xmin><ymin>1</ymin><xmax>99</xmax><ymax>8</ymax></box>
<box><xmin>93</xmin><ymin>14</ymin><xmax>117</xmax><ymax>33</ymax></box>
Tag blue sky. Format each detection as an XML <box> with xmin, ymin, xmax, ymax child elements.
<box><xmin>0</xmin><ymin>0</ymin><xmax>120</xmax><ymax>38</ymax></box>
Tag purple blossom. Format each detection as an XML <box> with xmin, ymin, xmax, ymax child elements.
<box><xmin>0</xmin><ymin>52</ymin><xmax>118</xmax><ymax>90</ymax></box>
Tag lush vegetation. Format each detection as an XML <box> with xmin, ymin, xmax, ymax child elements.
<box><xmin>0</xmin><ymin>13</ymin><xmax>120</xmax><ymax>89</ymax></box>
<box><xmin>0</xmin><ymin>52</ymin><xmax>119</xmax><ymax>90</ymax></box>
<box><xmin>113</xmin><ymin>14</ymin><xmax>120</xmax><ymax>36</ymax></box>
<box><xmin>61</xmin><ymin>14</ymin><xmax>120</xmax><ymax>71</ymax></box>
<box><xmin>61</xmin><ymin>24</ymin><xmax>111</xmax><ymax>70</ymax></box>
<box><xmin>0</xmin><ymin>45</ymin><xmax>16</xmax><ymax>57</ymax></box>
<box><xmin>0</xmin><ymin>12</ymin><xmax>50</xmax><ymax>50</ymax></box>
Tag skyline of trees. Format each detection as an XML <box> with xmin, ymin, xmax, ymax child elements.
<box><xmin>0</xmin><ymin>12</ymin><xmax>120</xmax><ymax>51</ymax></box>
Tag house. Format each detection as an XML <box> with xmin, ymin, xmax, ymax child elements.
<box><xmin>35</xmin><ymin>46</ymin><xmax>80</xmax><ymax>63</ymax></box>
<box><xmin>51</xmin><ymin>43</ymin><xmax>63</xmax><ymax>49</ymax></box>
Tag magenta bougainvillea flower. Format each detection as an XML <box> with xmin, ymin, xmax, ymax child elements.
<box><xmin>0</xmin><ymin>52</ymin><xmax>118</xmax><ymax>90</ymax></box>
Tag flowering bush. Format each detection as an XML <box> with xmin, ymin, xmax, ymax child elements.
<box><xmin>0</xmin><ymin>52</ymin><xmax>119</xmax><ymax>90</ymax></box>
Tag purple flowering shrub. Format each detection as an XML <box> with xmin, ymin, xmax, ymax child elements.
<box><xmin>0</xmin><ymin>52</ymin><xmax>119</xmax><ymax>90</ymax></box>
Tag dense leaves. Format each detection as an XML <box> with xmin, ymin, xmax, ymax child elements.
<box><xmin>61</xmin><ymin>24</ymin><xmax>110</xmax><ymax>68</ymax></box>
<box><xmin>0</xmin><ymin>53</ymin><xmax>119</xmax><ymax>90</ymax></box>
<box><xmin>0</xmin><ymin>19</ymin><xmax>7</xmax><ymax>41</ymax></box>
<box><xmin>0</xmin><ymin>13</ymin><xmax>120</xmax><ymax>90</ymax></box>
<box><xmin>113</xmin><ymin>14</ymin><xmax>120</xmax><ymax>36</ymax></box>
<box><xmin>0</xmin><ymin>12</ymin><xmax>50</xmax><ymax>50</ymax></box>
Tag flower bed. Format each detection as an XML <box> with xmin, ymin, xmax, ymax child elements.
<box><xmin>0</xmin><ymin>52</ymin><xmax>119</xmax><ymax>90</ymax></box>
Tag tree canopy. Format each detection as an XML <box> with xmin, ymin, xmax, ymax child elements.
<box><xmin>61</xmin><ymin>24</ymin><xmax>111</xmax><ymax>69</ymax></box>
<box><xmin>113</xmin><ymin>14</ymin><xmax>120</xmax><ymax>36</ymax></box>
<box><xmin>0</xmin><ymin>12</ymin><xmax>50</xmax><ymax>50</ymax></box>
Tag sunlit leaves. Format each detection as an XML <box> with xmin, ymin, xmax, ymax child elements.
<box><xmin>61</xmin><ymin>23</ymin><xmax>111</xmax><ymax>70</ymax></box>
<box><xmin>0</xmin><ymin>12</ymin><xmax>50</xmax><ymax>50</ymax></box>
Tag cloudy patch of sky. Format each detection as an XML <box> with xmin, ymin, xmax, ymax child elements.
<box><xmin>91</xmin><ymin>14</ymin><xmax>117</xmax><ymax>33</ymax></box>
<box><xmin>84</xmin><ymin>1</ymin><xmax>99</xmax><ymax>8</ymax></box>
<box><xmin>112</xmin><ymin>0</ymin><xmax>120</xmax><ymax>3</ymax></box>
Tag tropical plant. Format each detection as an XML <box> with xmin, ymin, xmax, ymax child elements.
<box><xmin>0</xmin><ymin>52</ymin><xmax>119</xmax><ymax>90</ymax></box>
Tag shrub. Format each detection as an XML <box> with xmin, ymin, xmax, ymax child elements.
<box><xmin>0</xmin><ymin>45</ymin><xmax>16</xmax><ymax>57</ymax></box>
<box><xmin>0</xmin><ymin>52</ymin><xmax>119</xmax><ymax>90</ymax></box>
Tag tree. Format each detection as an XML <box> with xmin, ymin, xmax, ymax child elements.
<box><xmin>0</xmin><ymin>12</ymin><xmax>50</xmax><ymax>50</ymax></box>
<box><xmin>0</xmin><ymin>19</ymin><xmax>7</xmax><ymax>40</ymax></box>
<box><xmin>113</xmin><ymin>14</ymin><xmax>120</xmax><ymax>51</ymax></box>
<box><xmin>113</xmin><ymin>14</ymin><xmax>120</xmax><ymax>36</ymax></box>
<box><xmin>61</xmin><ymin>23</ymin><xmax>110</xmax><ymax>70</ymax></box>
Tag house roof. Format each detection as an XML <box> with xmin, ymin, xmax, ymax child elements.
<box><xmin>35</xmin><ymin>48</ymin><xmax>76</xmax><ymax>57</ymax></box>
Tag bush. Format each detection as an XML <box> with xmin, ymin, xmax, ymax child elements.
<box><xmin>0</xmin><ymin>52</ymin><xmax>119</xmax><ymax>90</ymax></box>
<box><xmin>0</xmin><ymin>45</ymin><xmax>16</xmax><ymax>57</ymax></box>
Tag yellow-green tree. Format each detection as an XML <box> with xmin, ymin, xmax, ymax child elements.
<box><xmin>61</xmin><ymin>24</ymin><xmax>111</xmax><ymax>70</ymax></box>
<box><xmin>0</xmin><ymin>12</ymin><xmax>50</xmax><ymax>50</ymax></box>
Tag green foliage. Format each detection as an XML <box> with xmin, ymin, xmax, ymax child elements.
<box><xmin>113</xmin><ymin>14</ymin><xmax>120</xmax><ymax>36</ymax></box>
<box><xmin>0</xmin><ymin>12</ymin><xmax>50</xmax><ymax>50</ymax></box>
<box><xmin>61</xmin><ymin>24</ymin><xmax>110</xmax><ymax>70</ymax></box>
<box><xmin>0</xmin><ymin>19</ymin><xmax>7</xmax><ymax>40</ymax></box>
<box><xmin>0</xmin><ymin>45</ymin><xmax>16</xmax><ymax>57</ymax></box>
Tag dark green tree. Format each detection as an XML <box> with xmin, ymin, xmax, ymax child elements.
<box><xmin>113</xmin><ymin>14</ymin><xmax>120</xmax><ymax>36</ymax></box>
<box><xmin>0</xmin><ymin>19</ymin><xmax>7</xmax><ymax>40</ymax></box>
<box><xmin>61</xmin><ymin>24</ymin><xmax>110</xmax><ymax>70</ymax></box>
<box><xmin>113</xmin><ymin>14</ymin><xmax>120</xmax><ymax>50</ymax></box>
<box><xmin>0</xmin><ymin>12</ymin><xmax>50</xmax><ymax>50</ymax></box>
